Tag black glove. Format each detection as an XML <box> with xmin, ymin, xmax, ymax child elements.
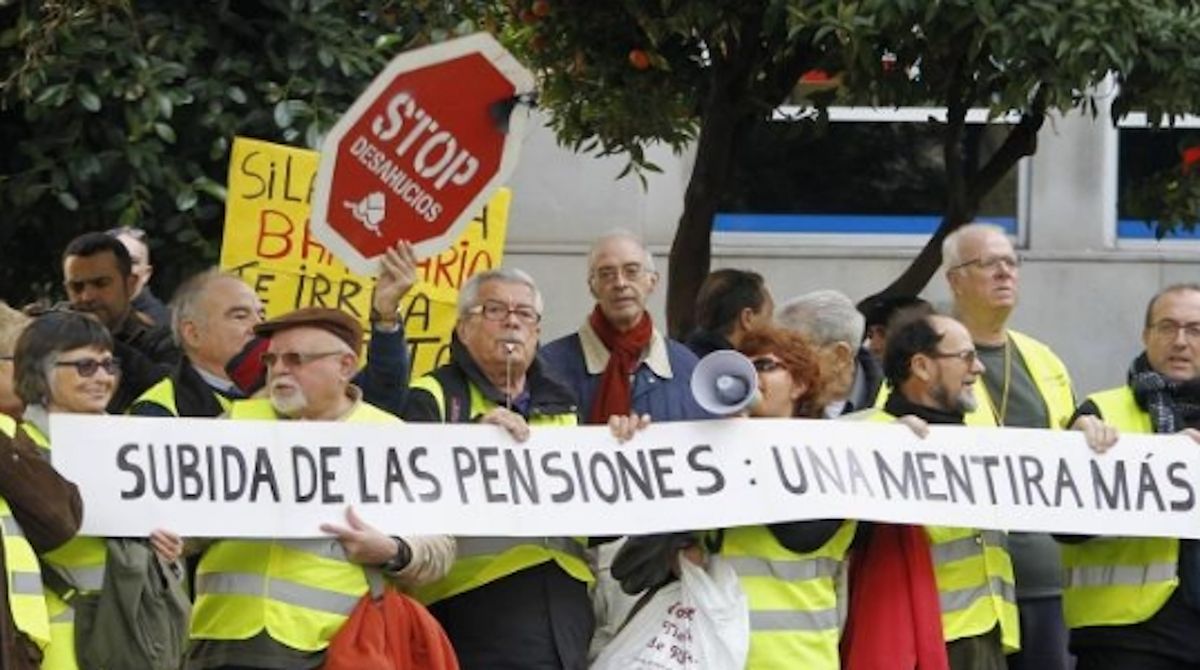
<box><xmin>611</xmin><ymin>533</ymin><xmax>698</xmax><ymax>595</ymax></box>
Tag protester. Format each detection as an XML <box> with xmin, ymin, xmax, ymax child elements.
<box><xmin>61</xmin><ymin>231</ymin><xmax>177</xmax><ymax>412</ymax></box>
<box><xmin>130</xmin><ymin>240</ymin><xmax>418</xmax><ymax>418</ymax></box>
<box><xmin>943</xmin><ymin>223</ymin><xmax>1075</xmax><ymax>670</ymax></box>
<box><xmin>726</xmin><ymin>327</ymin><xmax>855</xmax><ymax>668</ymax></box>
<box><xmin>684</xmin><ymin>268</ymin><xmax>774</xmax><ymax>358</ymax></box>
<box><xmin>108</xmin><ymin>226</ymin><xmax>170</xmax><ymax>327</ymax></box>
<box><xmin>1062</xmin><ymin>283</ymin><xmax>1200</xmax><ymax>670</ymax></box>
<box><xmin>539</xmin><ymin>231</ymin><xmax>708</xmax><ymax>657</ymax></box>
<box><xmin>11</xmin><ymin>310</ymin><xmax>177</xmax><ymax>669</ymax></box>
<box><xmin>0</xmin><ymin>302</ymin><xmax>31</xmax><ymax>419</ymax></box>
<box><xmin>541</xmin><ymin>229</ymin><xmax>708</xmax><ymax>423</ymax></box>
<box><xmin>777</xmin><ymin>289</ymin><xmax>883</xmax><ymax>417</ymax></box>
<box><xmin>858</xmin><ymin>294</ymin><xmax>933</xmax><ymax>363</ymax></box>
<box><xmin>184</xmin><ymin>307</ymin><xmax>453</xmax><ymax>669</ymax></box>
<box><xmin>860</xmin><ymin>314</ymin><xmax>1018</xmax><ymax>670</ymax></box>
<box><xmin>0</xmin><ymin>315</ymin><xmax>83</xmax><ymax>670</ymax></box>
<box><xmin>402</xmin><ymin>268</ymin><xmax>599</xmax><ymax>669</ymax></box>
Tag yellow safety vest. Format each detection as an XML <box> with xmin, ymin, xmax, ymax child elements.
<box><xmin>1060</xmin><ymin>386</ymin><xmax>1176</xmax><ymax>629</ymax></box>
<box><xmin>0</xmin><ymin>416</ymin><xmax>52</xmax><ymax>650</ymax></box>
<box><xmin>132</xmin><ymin>376</ymin><xmax>233</xmax><ymax>417</ymax></box>
<box><xmin>189</xmin><ymin>398</ymin><xmax>395</xmax><ymax>653</ymax></box>
<box><xmin>722</xmin><ymin>522</ymin><xmax>856</xmax><ymax>669</ymax></box>
<box><xmin>22</xmin><ymin>420</ymin><xmax>103</xmax><ymax>670</ymax></box>
<box><xmin>875</xmin><ymin>330</ymin><xmax>1075</xmax><ymax>429</ymax></box>
<box><xmin>407</xmin><ymin>374</ymin><xmax>593</xmax><ymax>605</ymax></box>
<box><xmin>868</xmin><ymin>411</ymin><xmax>1020</xmax><ymax>651</ymax></box>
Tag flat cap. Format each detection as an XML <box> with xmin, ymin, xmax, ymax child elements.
<box><xmin>253</xmin><ymin>307</ymin><xmax>363</xmax><ymax>355</ymax></box>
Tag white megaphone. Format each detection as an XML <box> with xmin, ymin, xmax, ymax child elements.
<box><xmin>690</xmin><ymin>350</ymin><xmax>759</xmax><ymax>416</ymax></box>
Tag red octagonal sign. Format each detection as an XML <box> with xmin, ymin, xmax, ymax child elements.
<box><xmin>311</xmin><ymin>33</ymin><xmax>534</xmax><ymax>274</ymax></box>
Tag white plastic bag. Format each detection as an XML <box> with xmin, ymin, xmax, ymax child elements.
<box><xmin>591</xmin><ymin>555</ymin><xmax>749</xmax><ymax>670</ymax></box>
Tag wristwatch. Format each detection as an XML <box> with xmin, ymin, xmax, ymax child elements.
<box><xmin>369</xmin><ymin>306</ymin><xmax>400</xmax><ymax>329</ymax></box>
<box><xmin>379</xmin><ymin>536</ymin><xmax>412</xmax><ymax>573</ymax></box>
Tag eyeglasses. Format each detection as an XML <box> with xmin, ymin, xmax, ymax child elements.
<box><xmin>591</xmin><ymin>263</ymin><xmax>650</xmax><ymax>285</ymax></box>
<box><xmin>467</xmin><ymin>300</ymin><xmax>541</xmax><ymax>325</ymax></box>
<box><xmin>261</xmin><ymin>351</ymin><xmax>345</xmax><ymax>368</ymax></box>
<box><xmin>54</xmin><ymin>357</ymin><xmax>120</xmax><ymax>377</ymax></box>
<box><xmin>950</xmin><ymin>255</ymin><xmax>1021</xmax><ymax>273</ymax></box>
<box><xmin>1148</xmin><ymin>320</ymin><xmax>1200</xmax><ymax>342</ymax></box>
<box><xmin>751</xmin><ymin>357</ymin><xmax>785</xmax><ymax>373</ymax></box>
<box><xmin>929</xmin><ymin>349</ymin><xmax>979</xmax><ymax>365</ymax></box>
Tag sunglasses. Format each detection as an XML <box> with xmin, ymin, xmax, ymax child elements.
<box><xmin>54</xmin><ymin>357</ymin><xmax>120</xmax><ymax>377</ymax></box>
<box><xmin>751</xmin><ymin>357</ymin><xmax>785</xmax><ymax>373</ymax></box>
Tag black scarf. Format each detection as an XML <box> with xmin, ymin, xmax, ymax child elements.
<box><xmin>1127</xmin><ymin>352</ymin><xmax>1200</xmax><ymax>434</ymax></box>
<box><xmin>883</xmin><ymin>392</ymin><xmax>965</xmax><ymax>425</ymax></box>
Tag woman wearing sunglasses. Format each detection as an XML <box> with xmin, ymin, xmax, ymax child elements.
<box><xmin>12</xmin><ymin>310</ymin><xmax>184</xmax><ymax>669</ymax></box>
<box><xmin>716</xmin><ymin>327</ymin><xmax>857</xmax><ymax>669</ymax></box>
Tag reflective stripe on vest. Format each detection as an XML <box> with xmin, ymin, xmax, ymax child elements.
<box><xmin>409</xmin><ymin>373</ymin><xmax>590</xmax><ymax>606</ymax></box>
<box><xmin>926</xmin><ymin>525</ymin><xmax>1018</xmax><ymax>650</ymax></box>
<box><xmin>721</xmin><ymin>523</ymin><xmax>855</xmax><ymax>669</ymax></box>
<box><xmin>0</xmin><ymin>495</ymin><xmax>51</xmax><ymax>649</ymax></box>
<box><xmin>1061</xmin><ymin>386</ymin><xmax>1177</xmax><ymax>629</ymax></box>
<box><xmin>196</xmin><ymin>572</ymin><xmax>361</xmax><ymax>614</ymax></box>
<box><xmin>191</xmin><ymin>400</ymin><xmax>395</xmax><ymax>652</ymax></box>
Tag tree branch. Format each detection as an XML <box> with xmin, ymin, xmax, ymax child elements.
<box><xmin>967</xmin><ymin>86</ymin><xmax>1047</xmax><ymax>204</ymax></box>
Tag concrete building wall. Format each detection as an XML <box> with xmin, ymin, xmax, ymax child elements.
<box><xmin>501</xmin><ymin>109</ymin><xmax>1200</xmax><ymax>398</ymax></box>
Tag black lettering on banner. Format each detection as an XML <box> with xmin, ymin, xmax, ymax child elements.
<box><xmin>117</xmin><ymin>443</ymin><xmax>145</xmax><ymax>500</ymax></box>
<box><xmin>292</xmin><ymin>447</ymin><xmax>318</xmax><ymax>503</ymax></box>
<box><xmin>589</xmin><ymin>452</ymin><xmax>620</xmax><ymax>504</ymax></box>
<box><xmin>570</xmin><ymin>452</ymin><xmax>591</xmax><ymax>502</ymax></box>
<box><xmin>773</xmin><ymin>446</ymin><xmax>808</xmax><ymax>495</ymax></box>
<box><xmin>409</xmin><ymin>447</ymin><xmax>441</xmax><ymax>502</ymax></box>
<box><xmin>616</xmin><ymin>449</ymin><xmax>653</xmax><ymax>500</ymax></box>
<box><xmin>970</xmin><ymin>455</ymin><xmax>1002</xmax><ymax>505</ymax></box>
<box><xmin>178</xmin><ymin>444</ymin><xmax>202</xmax><ymax>500</ymax></box>
<box><xmin>250</xmin><ymin>447</ymin><xmax>281</xmax><ymax>503</ymax></box>
<box><xmin>915</xmin><ymin>451</ymin><xmax>946</xmax><ymax>502</ymax></box>
<box><xmin>239</xmin><ymin>150</ymin><xmax>268</xmax><ymax>199</ymax></box>
<box><xmin>844</xmin><ymin>449</ymin><xmax>875</xmax><ymax>497</ymax></box>
<box><xmin>1019</xmin><ymin>455</ymin><xmax>1051</xmax><ymax>507</ymax></box>
<box><xmin>1168</xmin><ymin>462</ymin><xmax>1195</xmax><ymax>511</ymax></box>
<box><xmin>384</xmin><ymin>448</ymin><xmax>415</xmax><ymax>503</ymax></box>
<box><xmin>205</xmin><ymin>445</ymin><xmax>217</xmax><ymax>501</ymax></box>
<box><xmin>876</xmin><ymin>450</ymin><xmax>919</xmax><ymax>499</ymax></box>
<box><xmin>649</xmin><ymin>448</ymin><xmax>684</xmax><ymax>499</ymax></box>
<box><xmin>221</xmin><ymin>446</ymin><xmax>248</xmax><ymax>501</ymax></box>
<box><xmin>542</xmin><ymin>451</ymin><xmax>575</xmax><ymax>503</ymax></box>
<box><xmin>1003</xmin><ymin>455</ymin><xmax>1022</xmax><ymax>505</ymax></box>
<box><xmin>1092</xmin><ymin>460</ymin><xmax>1130</xmax><ymax>510</ymax></box>
<box><xmin>477</xmin><ymin>447</ymin><xmax>507</xmax><ymax>503</ymax></box>
<box><xmin>941</xmin><ymin>455</ymin><xmax>974</xmax><ymax>504</ymax></box>
<box><xmin>1054</xmin><ymin>458</ymin><xmax>1084</xmax><ymax>508</ymax></box>
<box><xmin>148</xmin><ymin>444</ymin><xmax>175</xmax><ymax>499</ymax></box>
<box><xmin>319</xmin><ymin>446</ymin><xmax>343</xmax><ymax>504</ymax></box>
<box><xmin>806</xmin><ymin>446</ymin><xmax>847</xmax><ymax>495</ymax></box>
<box><xmin>687</xmin><ymin>444</ymin><xmax>724</xmax><ymax>495</ymax></box>
<box><xmin>505</xmin><ymin>448</ymin><xmax>539</xmax><ymax>504</ymax></box>
<box><xmin>452</xmin><ymin>446</ymin><xmax>476</xmax><ymax>504</ymax></box>
<box><xmin>357</xmin><ymin>447</ymin><xmax>379</xmax><ymax>503</ymax></box>
<box><xmin>1136</xmin><ymin>458</ymin><xmax>1165</xmax><ymax>512</ymax></box>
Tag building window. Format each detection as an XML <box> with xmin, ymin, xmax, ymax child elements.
<box><xmin>714</xmin><ymin>107</ymin><xmax>1026</xmax><ymax>248</ymax></box>
<box><xmin>1116</xmin><ymin>113</ymin><xmax>1200</xmax><ymax>245</ymax></box>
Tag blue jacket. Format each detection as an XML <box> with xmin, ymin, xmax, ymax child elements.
<box><xmin>540</xmin><ymin>324</ymin><xmax>711</xmax><ymax>423</ymax></box>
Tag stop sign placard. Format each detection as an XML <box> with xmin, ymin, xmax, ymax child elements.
<box><xmin>311</xmin><ymin>33</ymin><xmax>534</xmax><ymax>274</ymax></box>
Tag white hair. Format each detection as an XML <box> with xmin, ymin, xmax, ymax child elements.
<box><xmin>169</xmin><ymin>268</ymin><xmax>243</xmax><ymax>347</ymax></box>
<box><xmin>941</xmin><ymin>222</ymin><xmax>1009</xmax><ymax>271</ymax></box>
<box><xmin>457</xmin><ymin>268</ymin><xmax>544</xmax><ymax>318</ymax></box>
<box><xmin>586</xmin><ymin>229</ymin><xmax>656</xmax><ymax>275</ymax></box>
<box><xmin>776</xmin><ymin>289</ymin><xmax>865</xmax><ymax>346</ymax></box>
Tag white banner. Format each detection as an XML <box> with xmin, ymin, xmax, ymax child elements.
<box><xmin>48</xmin><ymin>414</ymin><xmax>1200</xmax><ymax>539</ymax></box>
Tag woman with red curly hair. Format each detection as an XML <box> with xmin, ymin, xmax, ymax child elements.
<box><xmin>707</xmin><ymin>326</ymin><xmax>858</xmax><ymax>669</ymax></box>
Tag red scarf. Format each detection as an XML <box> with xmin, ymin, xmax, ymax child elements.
<box><xmin>841</xmin><ymin>524</ymin><xmax>949</xmax><ymax>670</ymax></box>
<box><xmin>587</xmin><ymin>305</ymin><xmax>653</xmax><ymax>424</ymax></box>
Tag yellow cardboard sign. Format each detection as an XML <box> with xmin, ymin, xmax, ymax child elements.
<box><xmin>220</xmin><ymin>137</ymin><xmax>509</xmax><ymax>378</ymax></box>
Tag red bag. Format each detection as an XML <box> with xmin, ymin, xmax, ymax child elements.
<box><xmin>324</xmin><ymin>587</ymin><xmax>459</xmax><ymax>670</ymax></box>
